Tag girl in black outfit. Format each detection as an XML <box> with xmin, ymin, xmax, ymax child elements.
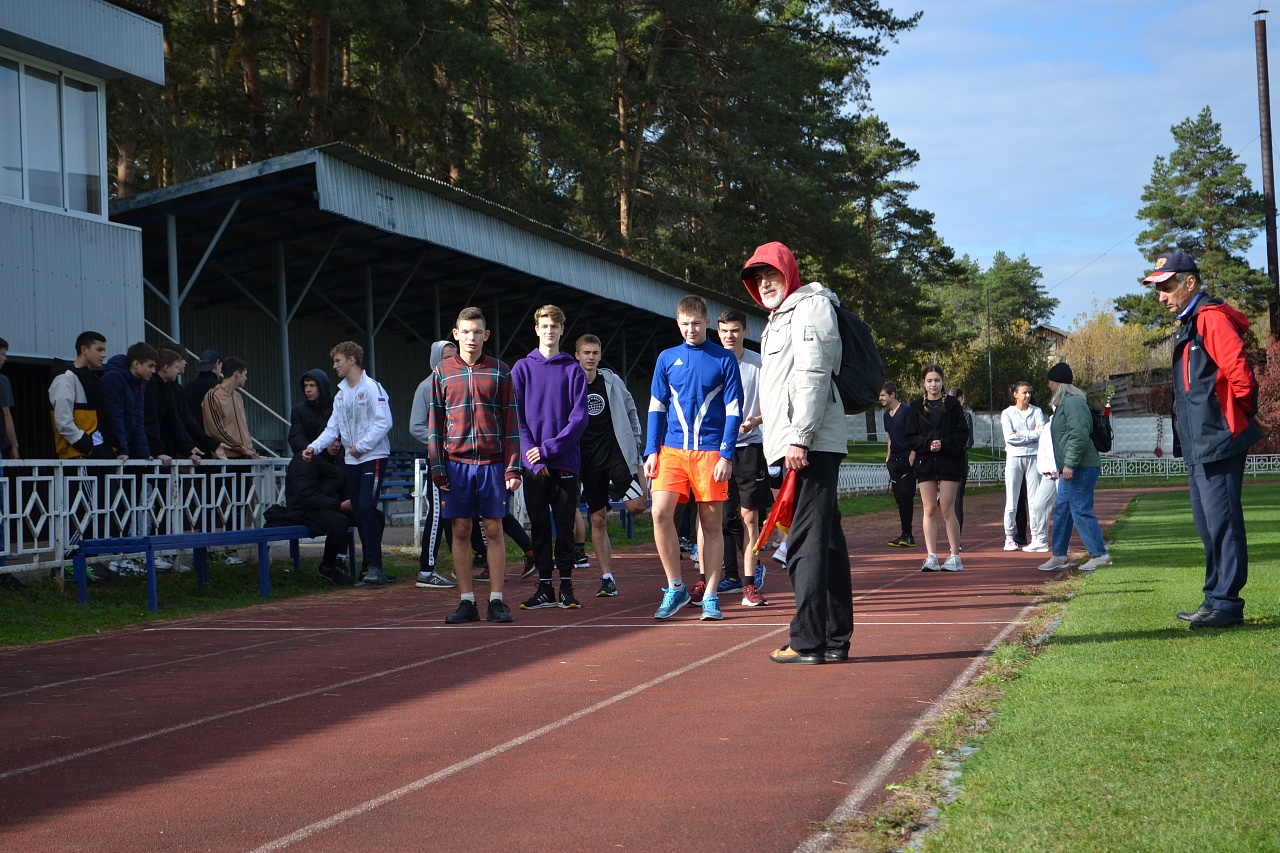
<box><xmin>905</xmin><ymin>364</ymin><xmax>968</xmax><ymax>571</ymax></box>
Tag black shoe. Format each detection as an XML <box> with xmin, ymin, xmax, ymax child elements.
<box><xmin>355</xmin><ymin>567</ymin><xmax>396</xmax><ymax>587</ymax></box>
<box><xmin>318</xmin><ymin>564</ymin><xmax>352</xmax><ymax>586</ymax></box>
<box><xmin>473</xmin><ymin>552</ymin><xmax>489</xmax><ymax>569</ymax></box>
<box><xmin>487</xmin><ymin>599</ymin><xmax>513</xmax><ymax>623</ymax></box>
<box><xmin>887</xmin><ymin>536</ymin><xmax>906</xmax><ymax>548</ymax></box>
<box><xmin>1177</xmin><ymin>604</ymin><xmax>1213</xmax><ymax>623</ymax></box>
<box><xmin>1013</xmin><ymin>536</ymin><xmax>1028</xmax><ymax>547</ymax></box>
<box><xmin>824</xmin><ymin>648</ymin><xmax>849</xmax><ymax>662</ymax></box>
<box><xmin>473</xmin><ymin>566</ymin><xmax>490</xmax><ymax>582</ymax></box>
<box><xmin>769</xmin><ymin>645</ymin><xmax>824</xmax><ymax>665</ymax></box>
<box><xmin>903</xmin><ymin>534</ymin><xmax>916</xmax><ymax>547</ymax></box>
<box><xmin>521</xmin><ymin>551</ymin><xmax>537</xmax><ymax>579</ymax></box>
<box><xmin>574</xmin><ymin>547</ymin><xmax>589</xmax><ymax>570</ymax></box>
<box><xmin>445</xmin><ymin>600</ymin><xmax>480</xmax><ymax>624</ymax></box>
<box><xmin>558</xmin><ymin>582</ymin><xmax>581</xmax><ymax>609</ymax></box>
<box><xmin>1188</xmin><ymin>609</ymin><xmax>1244</xmax><ymax>630</ymax></box>
<box><xmin>521</xmin><ymin>583</ymin><xmax>558</xmax><ymax>609</ymax></box>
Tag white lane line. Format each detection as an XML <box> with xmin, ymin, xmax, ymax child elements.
<box><xmin>0</xmin><ymin>611</ymin><xmax>632</xmax><ymax>782</ymax></box>
<box><xmin>247</xmin><ymin>626</ymin><xmax>789</xmax><ymax>853</ymax></box>
<box><xmin>143</xmin><ymin>621</ymin><xmax>1022</xmax><ymax>632</ymax></box>
<box><xmin>792</xmin><ymin>606</ymin><xmax>1035</xmax><ymax>853</ymax></box>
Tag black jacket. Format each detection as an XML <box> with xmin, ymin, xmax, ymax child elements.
<box><xmin>905</xmin><ymin>397</ymin><xmax>969</xmax><ymax>482</ymax></box>
<box><xmin>183</xmin><ymin>371</ymin><xmax>221</xmax><ymax>423</ymax></box>
<box><xmin>286</xmin><ymin>450</ymin><xmax>347</xmax><ymax>514</ymax></box>
<box><xmin>146</xmin><ymin>376</ymin><xmax>221</xmax><ymax>458</ymax></box>
<box><xmin>288</xmin><ymin>369</ymin><xmax>333</xmax><ymax>454</ymax></box>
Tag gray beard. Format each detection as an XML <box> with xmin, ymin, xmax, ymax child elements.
<box><xmin>761</xmin><ymin>290</ymin><xmax>785</xmax><ymax>309</ymax></box>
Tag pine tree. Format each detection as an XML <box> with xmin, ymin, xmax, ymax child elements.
<box><xmin>1117</xmin><ymin>106</ymin><xmax>1268</xmax><ymax>337</ymax></box>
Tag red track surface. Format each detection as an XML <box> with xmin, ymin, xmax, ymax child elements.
<box><xmin>0</xmin><ymin>489</ymin><xmax>1139</xmax><ymax>852</ymax></box>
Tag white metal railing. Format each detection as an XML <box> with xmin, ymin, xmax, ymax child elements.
<box><xmin>0</xmin><ymin>458</ymin><xmax>288</xmax><ymax>573</ymax></box>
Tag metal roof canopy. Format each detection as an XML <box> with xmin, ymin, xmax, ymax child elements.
<box><xmin>111</xmin><ymin>143</ymin><xmax>766</xmax><ymax>419</ymax></box>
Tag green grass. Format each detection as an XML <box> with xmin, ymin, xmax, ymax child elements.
<box><xmin>925</xmin><ymin>483</ymin><xmax>1280</xmax><ymax>853</ymax></box>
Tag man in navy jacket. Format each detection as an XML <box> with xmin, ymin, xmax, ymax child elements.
<box><xmin>101</xmin><ymin>342</ymin><xmax>159</xmax><ymax>462</ymax></box>
<box><xmin>1145</xmin><ymin>250</ymin><xmax>1270</xmax><ymax>629</ymax></box>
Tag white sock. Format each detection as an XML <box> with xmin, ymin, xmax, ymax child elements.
<box><xmin>602</xmin><ymin>572</ymin><xmax>614</xmax><ymax>581</ymax></box>
<box><xmin>776</xmin><ymin>541</ymin><xmax>787</xmax><ymax>557</ymax></box>
<box><xmin>461</xmin><ymin>592</ymin><xmax>475</xmax><ymax>603</ymax></box>
<box><xmin>669</xmin><ymin>578</ymin><xmax>684</xmax><ymax>589</ymax></box>
<box><xmin>490</xmin><ymin>591</ymin><xmax>503</xmax><ymax>602</ymax></box>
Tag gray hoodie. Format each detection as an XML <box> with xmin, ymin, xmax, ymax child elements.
<box><xmin>758</xmin><ymin>282</ymin><xmax>848</xmax><ymax>462</ymax></box>
<box><xmin>410</xmin><ymin>341</ymin><xmax>455</xmax><ymax>446</ymax></box>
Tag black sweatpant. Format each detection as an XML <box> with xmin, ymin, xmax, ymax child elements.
<box><xmin>1189</xmin><ymin>453</ymin><xmax>1249</xmax><ymax>616</ymax></box>
<box><xmin>785</xmin><ymin>451</ymin><xmax>854</xmax><ymax>656</ymax></box>
<box><xmin>470</xmin><ymin>514</ymin><xmax>534</xmax><ymax>555</ymax></box>
<box><xmin>306</xmin><ymin>509</ymin><xmax>351</xmax><ymax>568</ymax></box>
<box><xmin>344</xmin><ymin>458</ymin><xmax>386</xmax><ymax>573</ymax></box>
<box><xmin>419</xmin><ymin>481</ymin><xmax>445</xmax><ymax>570</ymax></box>
<box><xmin>886</xmin><ymin>457</ymin><xmax>915</xmax><ymax>538</ymax></box>
<box><xmin>523</xmin><ymin>470</ymin><xmax>579</xmax><ymax>581</ymax></box>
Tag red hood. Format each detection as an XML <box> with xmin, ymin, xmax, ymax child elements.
<box><xmin>1199</xmin><ymin>299</ymin><xmax>1250</xmax><ymax>333</ymax></box>
<box><xmin>741</xmin><ymin>242</ymin><xmax>802</xmax><ymax>309</ymax></box>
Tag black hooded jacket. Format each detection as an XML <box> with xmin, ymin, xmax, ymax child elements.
<box><xmin>905</xmin><ymin>396</ymin><xmax>969</xmax><ymax>482</ymax></box>
<box><xmin>146</xmin><ymin>375</ymin><xmax>221</xmax><ymax>458</ymax></box>
<box><xmin>288</xmin><ymin>369</ymin><xmax>333</xmax><ymax>453</ymax></box>
<box><xmin>286</xmin><ymin>448</ymin><xmax>347</xmax><ymax>514</ymax></box>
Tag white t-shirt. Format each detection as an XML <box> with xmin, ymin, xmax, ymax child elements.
<box><xmin>737</xmin><ymin>349</ymin><xmax>763</xmax><ymax>447</ymax></box>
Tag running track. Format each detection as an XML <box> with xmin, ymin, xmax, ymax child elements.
<box><xmin>0</xmin><ymin>489</ymin><xmax>1139</xmax><ymax>852</ymax></box>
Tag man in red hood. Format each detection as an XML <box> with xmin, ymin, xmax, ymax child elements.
<box><xmin>1145</xmin><ymin>250</ymin><xmax>1270</xmax><ymax>629</ymax></box>
<box><xmin>741</xmin><ymin>242</ymin><xmax>853</xmax><ymax>664</ymax></box>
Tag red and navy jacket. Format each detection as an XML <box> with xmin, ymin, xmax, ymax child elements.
<box><xmin>1171</xmin><ymin>296</ymin><xmax>1261</xmax><ymax>465</ymax></box>
<box><xmin>426</xmin><ymin>353</ymin><xmax>522</xmax><ymax>487</ymax></box>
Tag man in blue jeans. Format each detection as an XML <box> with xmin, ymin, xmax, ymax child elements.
<box><xmin>1144</xmin><ymin>250</ymin><xmax>1268</xmax><ymax>629</ymax></box>
<box><xmin>1037</xmin><ymin>362</ymin><xmax>1110</xmax><ymax>574</ymax></box>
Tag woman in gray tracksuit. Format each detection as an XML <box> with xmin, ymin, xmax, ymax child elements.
<box><xmin>1000</xmin><ymin>382</ymin><xmax>1046</xmax><ymax>551</ymax></box>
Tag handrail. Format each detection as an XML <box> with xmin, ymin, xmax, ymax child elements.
<box><xmin>144</xmin><ymin>318</ymin><xmax>286</xmax><ymax>457</ymax></box>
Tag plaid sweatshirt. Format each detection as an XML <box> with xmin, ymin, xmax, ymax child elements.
<box><xmin>427</xmin><ymin>353</ymin><xmax>522</xmax><ymax>487</ymax></box>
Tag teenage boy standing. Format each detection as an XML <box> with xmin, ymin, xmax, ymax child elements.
<box><xmin>427</xmin><ymin>308</ymin><xmax>523</xmax><ymax>623</ymax></box>
<box><xmin>647</xmin><ymin>295</ymin><xmax>743</xmax><ymax>621</ymax></box>
<box><xmin>203</xmin><ymin>357</ymin><xmax>260</xmax><ymax>459</ymax></box>
<box><xmin>50</xmin><ymin>331</ymin><xmax>109</xmax><ymax>459</ymax></box>
<box><xmin>573</xmin><ymin>334</ymin><xmax>646</xmax><ymax>597</ymax></box>
<box><xmin>512</xmin><ymin>306</ymin><xmax>589</xmax><ymax>610</ymax></box>
<box><xmin>879</xmin><ymin>382</ymin><xmax>916</xmax><ymax>547</ymax></box>
<box><xmin>101</xmin><ymin>342</ymin><xmax>159</xmax><ymax>462</ymax></box>
<box><xmin>304</xmin><ymin>342</ymin><xmax>394</xmax><ymax>587</ymax></box>
<box><xmin>715</xmin><ymin>310</ymin><xmax>771</xmax><ymax>607</ymax></box>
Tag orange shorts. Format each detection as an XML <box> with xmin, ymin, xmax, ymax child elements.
<box><xmin>653</xmin><ymin>447</ymin><xmax>729</xmax><ymax>503</ymax></box>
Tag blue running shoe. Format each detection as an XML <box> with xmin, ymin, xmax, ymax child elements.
<box><xmin>717</xmin><ymin>576</ymin><xmax>743</xmax><ymax>593</ymax></box>
<box><xmin>753</xmin><ymin>562</ymin><xmax>766</xmax><ymax>593</ymax></box>
<box><xmin>655</xmin><ymin>585</ymin><xmax>691</xmax><ymax>619</ymax></box>
<box><xmin>700</xmin><ymin>595</ymin><xmax>724</xmax><ymax>621</ymax></box>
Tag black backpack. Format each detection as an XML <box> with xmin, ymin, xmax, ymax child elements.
<box><xmin>1089</xmin><ymin>406</ymin><xmax>1112</xmax><ymax>453</ymax></box>
<box><xmin>831</xmin><ymin>305</ymin><xmax>885</xmax><ymax>415</ymax></box>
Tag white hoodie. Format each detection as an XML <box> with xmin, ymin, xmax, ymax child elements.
<box><xmin>1002</xmin><ymin>404</ymin><xmax>1046</xmax><ymax>458</ymax></box>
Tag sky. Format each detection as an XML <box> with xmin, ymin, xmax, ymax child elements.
<box><xmin>864</xmin><ymin>0</ymin><xmax>1277</xmax><ymax>329</ymax></box>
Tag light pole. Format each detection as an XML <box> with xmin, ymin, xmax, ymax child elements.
<box><xmin>1255</xmin><ymin>8</ymin><xmax>1280</xmax><ymax>340</ymax></box>
<box><xmin>986</xmin><ymin>284</ymin><xmax>997</xmax><ymax>453</ymax></box>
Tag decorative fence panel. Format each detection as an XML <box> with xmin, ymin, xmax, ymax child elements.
<box><xmin>0</xmin><ymin>459</ymin><xmax>288</xmax><ymax>573</ymax></box>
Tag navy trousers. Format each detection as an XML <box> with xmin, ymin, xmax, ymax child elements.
<box><xmin>1188</xmin><ymin>453</ymin><xmax>1249</xmax><ymax>616</ymax></box>
<box><xmin>784</xmin><ymin>451</ymin><xmax>854</xmax><ymax>656</ymax></box>
<box><xmin>345</xmin><ymin>458</ymin><xmax>386</xmax><ymax>573</ymax></box>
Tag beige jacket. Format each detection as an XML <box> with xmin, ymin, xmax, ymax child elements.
<box><xmin>759</xmin><ymin>282</ymin><xmax>848</xmax><ymax>462</ymax></box>
<box><xmin>202</xmin><ymin>383</ymin><xmax>254</xmax><ymax>458</ymax></box>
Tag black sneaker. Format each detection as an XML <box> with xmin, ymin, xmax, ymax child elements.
<box><xmin>444</xmin><ymin>600</ymin><xmax>480</xmax><ymax>624</ymax></box>
<box><xmin>473</xmin><ymin>566</ymin><xmax>490</xmax><ymax>581</ymax></box>
<box><xmin>318</xmin><ymin>564</ymin><xmax>352</xmax><ymax>586</ymax></box>
<box><xmin>597</xmin><ymin>576</ymin><xmax>618</xmax><ymax>597</ymax></box>
<box><xmin>473</xmin><ymin>551</ymin><xmax>489</xmax><ymax>569</ymax></box>
<box><xmin>355</xmin><ymin>567</ymin><xmax>397</xmax><ymax>587</ymax></box>
<box><xmin>521</xmin><ymin>583</ymin><xmax>558</xmax><ymax>609</ymax></box>
<box><xmin>887</xmin><ymin>536</ymin><xmax>906</xmax><ymax>547</ymax></box>
<box><xmin>903</xmin><ymin>534</ymin><xmax>917</xmax><ymax>547</ymax></box>
<box><xmin>559</xmin><ymin>582</ymin><xmax>581</xmax><ymax>609</ymax></box>
<box><xmin>574</xmin><ymin>548</ymin><xmax>589</xmax><ymax>570</ymax></box>
<box><xmin>521</xmin><ymin>551</ymin><xmax>538</xmax><ymax>579</ymax></box>
<box><xmin>487</xmin><ymin>599</ymin><xmax>513</xmax><ymax>623</ymax></box>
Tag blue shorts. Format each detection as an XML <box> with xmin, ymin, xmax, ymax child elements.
<box><xmin>441</xmin><ymin>461</ymin><xmax>509</xmax><ymax>519</ymax></box>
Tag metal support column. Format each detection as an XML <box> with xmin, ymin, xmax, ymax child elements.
<box><xmin>277</xmin><ymin>243</ymin><xmax>292</xmax><ymax>447</ymax></box>
<box><xmin>434</xmin><ymin>282</ymin><xmax>442</xmax><ymax>342</ymax></box>
<box><xmin>493</xmin><ymin>300</ymin><xmax>501</xmax><ymax>359</ymax></box>
<box><xmin>365</xmin><ymin>266</ymin><xmax>377</xmax><ymax>378</ymax></box>
<box><xmin>166</xmin><ymin>214</ymin><xmax>180</xmax><ymax>342</ymax></box>
<box><xmin>1256</xmin><ymin>9</ymin><xmax>1280</xmax><ymax>340</ymax></box>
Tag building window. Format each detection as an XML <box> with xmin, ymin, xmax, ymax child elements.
<box><xmin>0</xmin><ymin>49</ymin><xmax>106</xmax><ymax>217</ymax></box>
<box><xmin>0</xmin><ymin>58</ymin><xmax>20</xmax><ymax>200</ymax></box>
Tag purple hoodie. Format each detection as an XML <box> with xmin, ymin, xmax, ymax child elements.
<box><xmin>510</xmin><ymin>349</ymin><xmax>589</xmax><ymax>475</ymax></box>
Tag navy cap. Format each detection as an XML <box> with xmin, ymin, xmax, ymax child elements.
<box><xmin>1142</xmin><ymin>250</ymin><xmax>1200</xmax><ymax>284</ymax></box>
<box><xmin>196</xmin><ymin>349</ymin><xmax>221</xmax><ymax>371</ymax></box>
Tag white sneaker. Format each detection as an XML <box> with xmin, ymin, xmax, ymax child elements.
<box><xmin>1079</xmin><ymin>554</ymin><xmax>1113</xmax><ymax>574</ymax></box>
<box><xmin>224</xmin><ymin>553</ymin><xmax>246</xmax><ymax>566</ymax></box>
<box><xmin>920</xmin><ymin>553</ymin><xmax>941</xmax><ymax>572</ymax></box>
<box><xmin>1023</xmin><ymin>539</ymin><xmax>1050</xmax><ymax>553</ymax></box>
<box><xmin>942</xmin><ymin>554</ymin><xmax>964</xmax><ymax>572</ymax></box>
<box><xmin>772</xmin><ymin>542</ymin><xmax>788</xmax><ymax>566</ymax></box>
<box><xmin>1003</xmin><ymin>536</ymin><xmax>1019</xmax><ymax>551</ymax></box>
<box><xmin>1037</xmin><ymin>555</ymin><xmax>1069</xmax><ymax>572</ymax></box>
<box><xmin>110</xmin><ymin>559</ymin><xmax>143</xmax><ymax>576</ymax></box>
<box><xmin>153</xmin><ymin>555</ymin><xmax>173</xmax><ymax>571</ymax></box>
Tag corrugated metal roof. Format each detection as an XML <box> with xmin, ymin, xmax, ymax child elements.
<box><xmin>0</xmin><ymin>0</ymin><xmax>164</xmax><ymax>84</ymax></box>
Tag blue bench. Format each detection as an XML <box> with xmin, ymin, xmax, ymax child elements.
<box><xmin>72</xmin><ymin>526</ymin><xmax>313</xmax><ymax>612</ymax></box>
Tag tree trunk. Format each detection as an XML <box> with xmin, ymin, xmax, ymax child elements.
<box><xmin>310</xmin><ymin>7</ymin><xmax>331</xmax><ymax>138</ymax></box>
<box><xmin>232</xmin><ymin>0</ymin><xmax>268</xmax><ymax>160</ymax></box>
<box><xmin>116</xmin><ymin>135</ymin><xmax>138</xmax><ymax>199</ymax></box>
